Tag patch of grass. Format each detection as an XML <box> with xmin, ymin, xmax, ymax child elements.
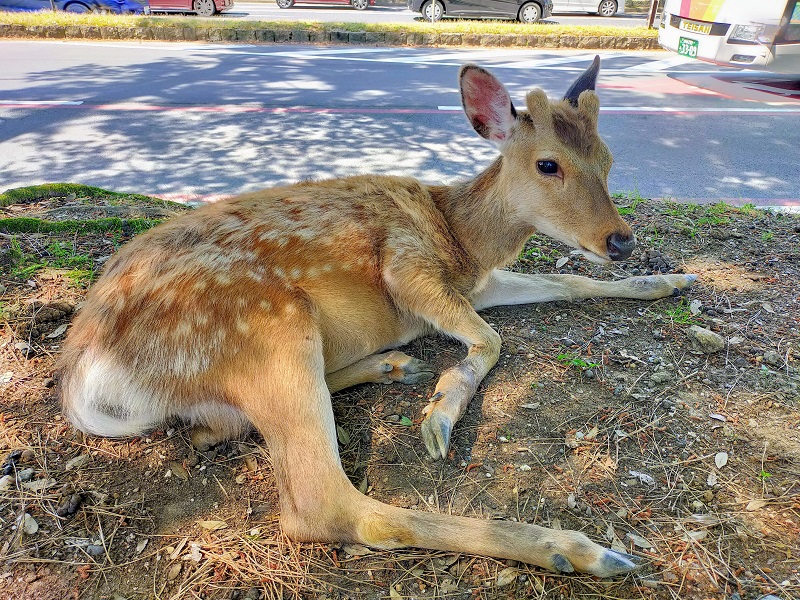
<box><xmin>47</xmin><ymin>241</ymin><xmax>92</xmax><ymax>270</ymax></box>
<box><xmin>761</xmin><ymin>231</ymin><xmax>774</xmax><ymax>242</ymax></box>
<box><xmin>0</xmin><ymin>11</ymin><xmax>658</xmax><ymax>37</ymax></box>
<box><xmin>612</xmin><ymin>190</ymin><xmax>646</xmax><ymax>216</ymax></box>
<box><xmin>0</xmin><ymin>183</ymin><xmax>185</xmax><ymax>210</ymax></box>
<box><xmin>556</xmin><ymin>352</ymin><xmax>600</xmax><ymax>371</ymax></box>
<box><xmin>0</xmin><ymin>216</ymin><xmax>163</xmax><ymax>235</ymax></box>
<box><xmin>663</xmin><ymin>298</ymin><xmax>698</xmax><ymax>325</ymax></box>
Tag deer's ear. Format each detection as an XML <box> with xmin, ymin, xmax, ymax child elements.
<box><xmin>459</xmin><ymin>65</ymin><xmax>517</xmax><ymax>144</ymax></box>
<box><xmin>563</xmin><ymin>55</ymin><xmax>601</xmax><ymax>107</ymax></box>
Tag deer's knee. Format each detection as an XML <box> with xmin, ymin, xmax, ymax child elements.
<box><xmin>279</xmin><ymin>490</ymin><xmax>413</xmax><ymax>550</ymax></box>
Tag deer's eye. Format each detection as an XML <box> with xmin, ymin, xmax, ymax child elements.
<box><xmin>537</xmin><ymin>160</ymin><xmax>560</xmax><ymax>176</ymax></box>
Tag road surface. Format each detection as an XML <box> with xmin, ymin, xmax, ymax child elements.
<box><xmin>1</xmin><ymin>41</ymin><xmax>798</xmax><ymax>206</ymax></box>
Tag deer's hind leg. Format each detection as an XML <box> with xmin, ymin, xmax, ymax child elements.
<box><xmin>325</xmin><ymin>351</ymin><xmax>435</xmax><ymax>394</ymax></box>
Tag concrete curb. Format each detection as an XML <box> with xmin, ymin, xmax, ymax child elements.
<box><xmin>0</xmin><ymin>23</ymin><xmax>660</xmax><ymax>48</ymax></box>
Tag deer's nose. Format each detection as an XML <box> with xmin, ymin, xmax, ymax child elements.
<box><xmin>607</xmin><ymin>232</ymin><xmax>636</xmax><ymax>261</ymax></box>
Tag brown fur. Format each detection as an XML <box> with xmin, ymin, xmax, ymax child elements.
<box><xmin>57</xmin><ymin>62</ymin><xmax>695</xmax><ymax>577</ymax></box>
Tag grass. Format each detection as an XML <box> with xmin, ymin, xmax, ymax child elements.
<box><xmin>0</xmin><ymin>183</ymin><xmax>184</xmax><ymax>210</ymax></box>
<box><xmin>7</xmin><ymin>238</ymin><xmax>97</xmax><ymax>283</ymax></box>
<box><xmin>556</xmin><ymin>351</ymin><xmax>600</xmax><ymax>371</ymax></box>
<box><xmin>0</xmin><ymin>10</ymin><xmax>658</xmax><ymax>37</ymax></box>
<box><xmin>0</xmin><ymin>216</ymin><xmax>163</xmax><ymax>235</ymax></box>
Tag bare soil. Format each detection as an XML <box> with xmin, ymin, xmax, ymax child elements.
<box><xmin>1</xmin><ymin>188</ymin><xmax>799</xmax><ymax>600</ymax></box>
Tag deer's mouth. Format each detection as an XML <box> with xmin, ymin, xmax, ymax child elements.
<box><xmin>578</xmin><ymin>246</ymin><xmax>611</xmax><ymax>264</ymax></box>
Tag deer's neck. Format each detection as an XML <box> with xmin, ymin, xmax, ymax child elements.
<box><xmin>431</xmin><ymin>157</ymin><xmax>536</xmax><ymax>273</ymax></box>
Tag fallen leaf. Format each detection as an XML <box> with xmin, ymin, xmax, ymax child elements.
<box><xmin>342</xmin><ymin>544</ymin><xmax>372</xmax><ymax>557</ymax></box>
<box><xmin>46</xmin><ymin>323</ymin><xmax>69</xmax><ymax>339</ymax></box>
<box><xmin>624</xmin><ymin>532</ymin><xmax>654</xmax><ymax>549</ymax></box>
<box><xmin>745</xmin><ymin>499</ymin><xmax>768</xmax><ymax>511</ymax></box>
<box><xmin>336</xmin><ymin>425</ymin><xmax>350</xmax><ymax>446</ymax></box>
<box><xmin>198</xmin><ymin>520</ymin><xmax>228</xmax><ymax>531</ymax></box>
<box><xmin>689</xmin><ymin>299</ymin><xmax>703</xmax><ymax>315</ymax></box>
<box><xmin>398</xmin><ymin>416</ymin><xmax>413</xmax><ymax>427</ymax></box>
<box><xmin>682</xmin><ymin>529</ymin><xmax>708</xmax><ymax>542</ymax></box>
<box><xmin>66</xmin><ymin>454</ymin><xmax>90</xmax><ymax>471</ymax></box>
<box><xmin>715</xmin><ymin>452</ymin><xmax>729</xmax><ymax>469</ymax></box>
<box><xmin>629</xmin><ymin>470</ymin><xmax>656</xmax><ymax>486</ymax></box>
<box><xmin>709</xmin><ymin>413</ymin><xmax>727</xmax><ymax>422</ymax></box>
<box><xmin>707</xmin><ymin>472</ymin><xmax>718</xmax><ymax>487</ymax></box>
<box><xmin>496</xmin><ymin>567</ymin><xmax>518</xmax><ymax>587</ymax></box>
<box><xmin>22</xmin><ymin>478</ymin><xmax>56</xmax><ymax>491</ymax></box>
<box><xmin>555</xmin><ymin>257</ymin><xmax>569</xmax><ymax>269</ymax></box>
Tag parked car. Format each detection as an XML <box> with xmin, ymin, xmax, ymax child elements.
<box><xmin>551</xmin><ymin>0</ymin><xmax>623</xmax><ymax>16</ymax></box>
<box><xmin>408</xmin><ymin>0</ymin><xmax>552</xmax><ymax>22</ymax></box>
<box><xmin>148</xmin><ymin>0</ymin><xmax>232</xmax><ymax>17</ymax></box>
<box><xmin>275</xmin><ymin>0</ymin><xmax>374</xmax><ymax>10</ymax></box>
<box><xmin>0</xmin><ymin>0</ymin><xmax>148</xmax><ymax>12</ymax></box>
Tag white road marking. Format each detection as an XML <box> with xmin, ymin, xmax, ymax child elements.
<box><xmin>621</xmin><ymin>54</ymin><xmax>695</xmax><ymax>71</ymax></box>
<box><xmin>0</xmin><ymin>100</ymin><xmax>84</xmax><ymax>105</ymax></box>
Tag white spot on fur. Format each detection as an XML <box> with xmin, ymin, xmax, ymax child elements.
<box><xmin>259</xmin><ymin>300</ymin><xmax>272</xmax><ymax>311</ymax></box>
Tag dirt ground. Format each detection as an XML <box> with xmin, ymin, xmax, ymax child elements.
<box><xmin>1</xmin><ymin>186</ymin><xmax>798</xmax><ymax>600</ymax></box>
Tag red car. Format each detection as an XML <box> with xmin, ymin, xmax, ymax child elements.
<box><xmin>276</xmin><ymin>0</ymin><xmax>374</xmax><ymax>10</ymax></box>
<box><xmin>149</xmin><ymin>0</ymin><xmax>232</xmax><ymax>16</ymax></box>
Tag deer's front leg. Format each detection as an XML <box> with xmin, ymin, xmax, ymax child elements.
<box><xmin>384</xmin><ymin>264</ymin><xmax>501</xmax><ymax>460</ymax></box>
<box><xmin>420</xmin><ymin>312</ymin><xmax>501</xmax><ymax>460</ymax></box>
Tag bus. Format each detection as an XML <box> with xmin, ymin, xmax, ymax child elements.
<box><xmin>658</xmin><ymin>0</ymin><xmax>800</xmax><ymax>73</ymax></box>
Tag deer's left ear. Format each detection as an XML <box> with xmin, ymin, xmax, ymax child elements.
<box><xmin>459</xmin><ymin>65</ymin><xmax>517</xmax><ymax>145</ymax></box>
<box><xmin>563</xmin><ymin>55</ymin><xmax>601</xmax><ymax>107</ymax></box>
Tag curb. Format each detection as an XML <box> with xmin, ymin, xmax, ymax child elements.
<box><xmin>0</xmin><ymin>23</ymin><xmax>660</xmax><ymax>48</ymax></box>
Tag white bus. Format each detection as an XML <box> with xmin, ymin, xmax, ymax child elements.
<box><xmin>658</xmin><ymin>0</ymin><xmax>800</xmax><ymax>73</ymax></box>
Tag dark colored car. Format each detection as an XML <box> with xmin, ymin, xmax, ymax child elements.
<box><xmin>408</xmin><ymin>0</ymin><xmax>552</xmax><ymax>22</ymax></box>
<box><xmin>0</xmin><ymin>0</ymin><xmax>148</xmax><ymax>12</ymax></box>
<box><xmin>148</xmin><ymin>0</ymin><xmax>232</xmax><ymax>17</ymax></box>
<box><xmin>148</xmin><ymin>0</ymin><xmax>233</xmax><ymax>17</ymax></box>
<box><xmin>275</xmin><ymin>0</ymin><xmax>375</xmax><ymax>10</ymax></box>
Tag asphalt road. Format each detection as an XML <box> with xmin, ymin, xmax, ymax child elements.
<box><xmin>208</xmin><ymin>3</ymin><xmax>648</xmax><ymax>27</ymax></box>
<box><xmin>1</xmin><ymin>41</ymin><xmax>799</xmax><ymax>205</ymax></box>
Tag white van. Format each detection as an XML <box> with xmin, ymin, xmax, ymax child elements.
<box><xmin>658</xmin><ymin>0</ymin><xmax>800</xmax><ymax>73</ymax></box>
<box><xmin>551</xmin><ymin>0</ymin><xmax>624</xmax><ymax>16</ymax></box>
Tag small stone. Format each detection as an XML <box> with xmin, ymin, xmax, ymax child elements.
<box><xmin>762</xmin><ymin>351</ymin><xmax>782</xmax><ymax>367</ymax></box>
<box><xmin>244</xmin><ymin>456</ymin><xmax>258</xmax><ymax>473</ymax></box>
<box><xmin>703</xmin><ymin>490</ymin><xmax>714</xmax><ymax>502</ymax></box>
<box><xmin>21</xmin><ymin>513</ymin><xmax>38</xmax><ymax>535</ymax></box>
<box><xmin>715</xmin><ymin>452</ymin><xmax>729</xmax><ymax>468</ymax></box>
<box><xmin>168</xmin><ymin>461</ymin><xmax>189</xmax><ymax>481</ymax></box>
<box><xmin>86</xmin><ymin>544</ymin><xmax>105</xmax><ymax>556</ymax></box>
<box><xmin>56</xmin><ymin>493</ymin><xmax>83</xmax><ymax>517</ymax></box>
<box><xmin>687</xmin><ymin>326</ymin><xmax>725</xmax><ymax>354</ymax></box>
<box><xmin>385</xmin><ymin>414</ymin><xmax>401</xmax><ymax>423</ymax></box>
<box><xmin>166</xmin><ymin>563</ymin><xmax>182</xmax><ymax>581</ymax></box>
<box><xmin>18</xmin><ymin>468</ymin><xmax>35</xmax><ymax>482</ymax></box>
<box><xmin>0</xmin><ymin>475</ymin><xmax>13</xmax><ymax>491</ymax></box>
<box><xmin>244</xmin><ymin>588</ymin><xmax>261</xmax><ymax>600</ymax></box>
<box><xmin>20</xmin><ymin>449</ymin><xmax>36</xmax><ymax>463</ymax></box>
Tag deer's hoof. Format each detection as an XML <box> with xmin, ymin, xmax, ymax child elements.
<box><xmin>380</xmin><ymin>352</ymin><xmax>435</xmax><ymax>385</ymax></box>
<box><xmin>587</xmin><ymin>548</ymin><xmax>640</xmax><ymax>578</ymax></box>
<box><xmin>420</xmin><ymin>409</ymin><xmax>452</xmax><ymax>460</ymax></box>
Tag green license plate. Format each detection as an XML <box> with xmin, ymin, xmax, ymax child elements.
<box><xmin>678</xmin><ymin>36</ymin><xmax>699</xmax><ymax>58</ymax></box>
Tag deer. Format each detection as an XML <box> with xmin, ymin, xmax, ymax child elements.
<box><xmin>58</xmin><ymin>56</ymin><xmax>696</xmax><ymax>578</ymax></box>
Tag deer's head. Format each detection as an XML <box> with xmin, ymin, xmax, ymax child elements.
<box><xmin>459</xmin><ymin>57</ymin><xmax>635</xmax><ymax>264</ymax></box>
